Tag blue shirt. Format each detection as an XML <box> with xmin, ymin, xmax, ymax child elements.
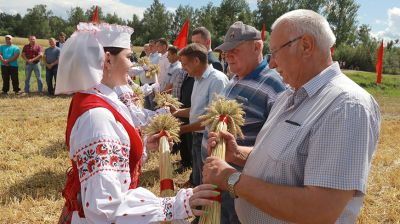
<box><xmin>236</xmin><ymin>62</ymin><xmax>381</xmax><ymax>223</ymax></box>
<box><xmin>222</xmin><ymin>59</ymin><xmax>286</xmax><ymax>146</ymax></box>
<box><xmin>149</xmin><ymin>52</ymin><xmax>161</xmax><ymax>64</ymax></box>
<box><xmin>0</xmin><ymin>45</ymin><xmax>20</xmax><ymax>67</ymax></box>
<box><xmin>190</xmin><ymin>65</ymin><xmax>229</xmax><ymax>132</ymax></box>
<box><xmin>44</xmin><ymin>46</ymin><xmax>60</xmax><ymax>64</ymax></box>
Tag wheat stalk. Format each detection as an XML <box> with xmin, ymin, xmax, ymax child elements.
<box><xmin>199</xmin><ymin>95</ymin><xmax>245</xmax><ymax>224</ymax></box>
<box><xmin>143</xmin><ymin>114</ymin><xmax>181</xmax><ymax>198</ymax></box>
<box><xmin>199</xmin><ymin>95</ymin><xmax>245</xmax><ymax>139</ymax></box>
<box><xmin>154</xmin><ymin>92</ymin><xmax>183</xmax><ymax>109</ymax></box>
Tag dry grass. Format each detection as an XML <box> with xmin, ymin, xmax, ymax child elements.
<box><xmin>0</xmin><ymin>95</ymin><xmax>189</xmax><ymax>223</ymax></box>
<box><xmin>0</xmin><ymin>96</ymin><xmax>398</xmax><ymax>223</ymax></box>
<box><xmin>0</xmin><ymin>81</ymin><xmax>399</xmax><ymax>223</ymax></box>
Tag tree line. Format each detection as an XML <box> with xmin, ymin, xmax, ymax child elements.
<box><xmin>0</xmin><ymin>0</ymin><xmax>399</xmax><ymax>74</ymax></box>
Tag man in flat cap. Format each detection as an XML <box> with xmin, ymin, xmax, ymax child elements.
<box><xmin>201</xmin><ymin>21</ymin><xmax>286</xmax><ymax>224</ymax></box>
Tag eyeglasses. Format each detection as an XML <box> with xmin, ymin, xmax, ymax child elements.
<box><xmin>269</xmin><ymin>36</ymin><xmax>302</xmax><ymax>58</ymax></box>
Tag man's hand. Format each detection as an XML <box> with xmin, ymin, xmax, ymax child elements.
<box><xmin>168</xmin><ymin>105</ymin><xmax>180</xmax><ymax>117</ymax></box>
<box><xmin>46</xmin><ymin>63</ymin><xmax>52</xmax><ymax>69</ymax></box>
<box><xmin>208</xmin><ymin>131</ymin><xmax>239</xmax><ymax>163</ymax></box>
<box><xmin>202</xmin><ymin>156</ymin><xmax>237</xmax><ymax>191</ymax></box>
<box><xmin>27</xmin><ymin>59</ymin><xmax>33</xmax><ymax>64</ymax></box>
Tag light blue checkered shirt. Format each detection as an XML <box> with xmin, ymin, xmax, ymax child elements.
<box><xmin>235</xmin><ymin>62</ymin><xmax>381</xmax><ymax>224</ymax></box>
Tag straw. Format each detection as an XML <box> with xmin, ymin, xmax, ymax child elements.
<box><xmin>198</xmin><ymin>95</ymin><xmax>245</xmax><ymax>224</ymax></box>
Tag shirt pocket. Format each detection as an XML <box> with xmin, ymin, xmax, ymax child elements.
<box><xmin>265</xmin><ymin>121</ymin><xmax>303</xmax><ymax>162</ymax></box>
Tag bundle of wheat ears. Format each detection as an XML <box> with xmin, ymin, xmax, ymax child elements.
<box><xmin>144</xmin><ymin>114</ymin><xmax>181</xmax><ymax>197</ymax></box>
<box><xmin>154</xmin><ymin>92</ymin><xmax>183</xmax><ymax>109</ymax></box>
<box><xmin>137</xmin><ymin>56</ymin><xmax>150</xmax><ymax>66</ymax></box>
<box><xmin>132</xmin><ymin>85</ymin><xmax>145</xmax><ymax>108</ymax></box>
<box><xmin>198</xmin><ymin>95</ymin><xmax>245</xmax><ymax>224</ymax></box>
<box><xmin>137</xmin><ymin>56</ymin><xmax>160</xmax><ymax>78</ymax></box>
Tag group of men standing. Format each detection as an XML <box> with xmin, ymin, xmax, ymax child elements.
<box><xmin>133</xmin><ymin>10</ymin><xmax>380</xmax><ymax>224</ymax></box>
<box><xmin>131</xmin><ymin>23</ymin><xmax>287</xmax><ymax>224</ymax></box>
<box><xmin>0</xmin><ymin>32</ymin><xmax>66</xmax><ymax>95</ymax></box>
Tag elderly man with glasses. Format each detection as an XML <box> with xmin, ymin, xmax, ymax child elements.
<box><xmin>203</xmin><ymin>9</ymin><xmax>381</xmax><ymax>223</ymax></box>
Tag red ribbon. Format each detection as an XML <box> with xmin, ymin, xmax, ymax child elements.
<box><xmin>208</xmin><ymin>188</ymin><xmax>222</xmax><ymax>203</ymax></box>
<box><xmin>160</xmin><ymin>179</ymin><xmax>174</xmax><ymax>191</ymax></box>
<box><xmin>159</xmin><ymin>130</ymin><xmax>168</xmax><ymax>137</ymax></box>
<box><xmin>219</xmin><ymin>115</ymin><xmax>228</xmax><ymax>124</ymax></box>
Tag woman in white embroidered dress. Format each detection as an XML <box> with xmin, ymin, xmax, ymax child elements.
<box><xmin>55</xmin><ymin>23</ymin><xmax>217</xmax><ymax>224</ymax></box>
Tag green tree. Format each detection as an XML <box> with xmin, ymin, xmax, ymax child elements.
<box><xmin>193</xmin><ymin>2</ymin><xmax>221</xmax><ymax>47</ymax></box>
<box><xmin>0</xmin><ymin>13</ymin><xmax>23</xmax><ymax>36</ymax></box>
<box><xmin>215</xmin><ymin>0</ymin><xmax>253</xmax><ymax>41</ymax></box>
<box><xmin>194</xmin><ymin>2</ymin><xmax>218</xmax><ymax>33</ymax></box>
<box><xmin>356</xmin><ymin>24</ymin><xmax>372</xmax><ymax>45</ymax></box>
<box><xmin>49</xmin><ymin>16</ymin><xmax>68</xmax><ymax>38</ymax></box>
<box><xmin>68</xmin><ymin>6</ymin><xmax>87</xmax><ymax>26</ymax></box>
<box><xmin>324</xmin><ymin>0</ymin><xmax>360</xmax><ymax>46</ymax></box>
<box><xmin>22</xmin><ymin>5</ymin><xmax>52</xmax><ymax>38</ymax></box>
<box><xmin>142</xmin><ymin>0</ymin><xmax>172</xmax><ymax>42</ymax></box>
<box><xmin>104</xmin><ymin>13</ymin><xmax>126</xmax><ymax>25</ymax></box>
<box><xmin>254</xmin><ymin>0</ymin><xmax>297</xmax><ymax>33</ymax></box>
<box><xmin>296</xmin><ymin>0</ymin><xmax>327</xmax><ymax>13</ymax></box>
<box><xmin>128</xmin><ymin>14</ymin><xmax>145</xmax><ymax>46</ymax></box>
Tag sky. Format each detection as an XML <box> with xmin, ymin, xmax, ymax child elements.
<box><xmin>0</xmin><ymin>0</ymin><xmax>399</xmax><ymax>42</ymax></box>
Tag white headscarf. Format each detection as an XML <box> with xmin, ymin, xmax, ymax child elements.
<box><xmin>55</xmin><ymin>23</ymin><xmax>134</xmax><ymax>95</ymax></box>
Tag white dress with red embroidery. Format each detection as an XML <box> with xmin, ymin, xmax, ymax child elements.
<box><xmin>69</xmin><ymin>83</ymin><xmax>193</xmax><ymax>224</ymax></box>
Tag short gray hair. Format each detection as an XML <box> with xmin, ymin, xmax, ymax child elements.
<box><xmin>271</xmin><ymin>9</ymin><xmax>335</xmax><ymax>55</ymax></box>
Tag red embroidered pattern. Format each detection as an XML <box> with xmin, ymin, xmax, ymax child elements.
<box><xmin>75</xmin><ymin>139</ymin><xmax>130</xmax><ymax>182</ymax></box>
<box><xmin>118</xmin><ymin>92</ymin><xmax>139</xmax><ymax>108</ymax></box>
<box><xmin>183</xmin><ymin>190</ymin><xmax>191</xmax><ymax>217</ymax></box>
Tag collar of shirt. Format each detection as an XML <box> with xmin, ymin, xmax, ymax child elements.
<box><xmin>93</xmin><ymin>83</ymin><xmax>120</xmax><ymax>101</ymax></box>
<box><xmin>170</xmin><ymin>61</ymin><xmax>180</xmax><ymax>68</ymax></box>
<box><xmin>301</xmin><ymin>62</ymin><xmax>341</xmax><ymax>97</ymax></box>
<box><xmin>289</xmin><ymin>62</ymin><xmax>341</xmax><ymax>107</ymax></box>
<box><xmin>232</xmin><ymin>59</ymin><xmax>268</xmax><ymax>82</ymax></box>
<box><xmin>196</xmin><ymin>65</ymin><xmax>213</xmax><ymax>80</ymax></box>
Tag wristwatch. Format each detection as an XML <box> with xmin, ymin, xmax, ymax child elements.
<box><xmin>227</xmin><ymin>171</ymin><xmax>241</xmax><ymax>198</ymax></box>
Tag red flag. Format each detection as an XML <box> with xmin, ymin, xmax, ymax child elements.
<box><xmin>261</xmin><ymin>23</ymin><xmax>266</xmax><ymax>41</ymax></box>
<box><xmin>376</xmin><ymin>40</ymin><xmax>384</xmax><ymax>84</ymax></box>
<box><xmin>173</xmin><ymin>20</ymin><xmax>189</xmax><ymax>49</ymax></box>
<box><xmin>92</xmin><ymin>6</ymin><xmax>99</xmax><ymax>24</ymax></box>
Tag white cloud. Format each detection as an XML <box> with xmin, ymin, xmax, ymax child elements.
<box><xmin>374</xmin><ymin>19</ymin><xmax>386</xmax><ymax>25</ymax></box>
<box><xmin>0</xmin><ymin>0</ymin><xmax>146</xmax><ymax>20</ymax></box>
<box><xmin>166</xmin><ymin>7</ymin><xmax>177</xmax><ymax>13</ymax></box>
<box><xmin>371</xmin><ymin>7</ymin><xmax>400</xmax><ymax>42</ymax></box>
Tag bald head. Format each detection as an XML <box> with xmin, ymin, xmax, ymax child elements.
<box><xmin>272</xmin><ymin>9</ymin><xmax>335</xmax><ymax>56</ymax></box>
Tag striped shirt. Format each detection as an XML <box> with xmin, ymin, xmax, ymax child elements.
<box><xmin>171</xmin><ymin>68</ymin><xmax>186</xmax><ymax>100</ymax></box>
<box><xmin>236</xmin><ymin>62</ymin><xmax>381</xmax><ymax>224</ymax></box>
<box><xmin>221</xmin><ymin>59</ymin><xmax>286</xmax><ymax>146</ymax></box>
